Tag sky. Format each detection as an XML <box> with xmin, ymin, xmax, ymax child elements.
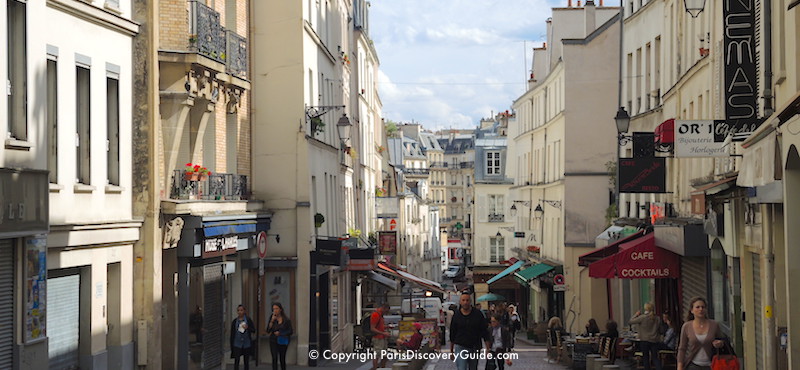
<box><xmin>369</xmin><ymin>0</ymin><xmax>562</xmax><ymax>131</ymax></box>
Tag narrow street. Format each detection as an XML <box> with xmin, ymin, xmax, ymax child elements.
<box><xmin>225</xmin><ymin>334</ymin><xmax>564</xmax><ymax>370</ymax></box>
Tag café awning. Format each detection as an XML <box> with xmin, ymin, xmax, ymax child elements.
<box><xmin>486</xmin><ymin>260</ymin><xmax>525</xmax><ymax>284</ymax></box>
<box><xmin>366</xmin><ymin>271</ymin><xmax>399</xmax><ymax>290</ymax></box>
<box><xmin>377</xmin><ymin>262</ymin><xmax>446</xmax><ymax>294</ymax></box>
<box><xmin>513</xmin><ymin>263</ymin><xmax>555</xmax><ymax>285</ymax></box>
<box><xmin>588</xmin><ymin>233</ymin><xmax>681</xmax><ymax>279</ymax></box>
<box><xmin>578</xmin><ymin>230</ymin><xmax>645</xmax><ymax>266</ymax></box>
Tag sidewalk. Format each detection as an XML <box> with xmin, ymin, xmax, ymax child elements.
<box><xmin>226</xmin><ymin>333</ymin><xmax>553</xmax><ymax>370</ymax></box>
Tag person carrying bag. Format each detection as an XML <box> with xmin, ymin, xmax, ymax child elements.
<box><xmin>710</xmin><ymin>339</ymin><xmax>740</xmax><ymax>370</ymax></box>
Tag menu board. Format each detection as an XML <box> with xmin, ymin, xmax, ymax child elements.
<box><xmin>398</xmin><ymin>318</ymin><xmax>438</xmax><ymax>350</ymax></box>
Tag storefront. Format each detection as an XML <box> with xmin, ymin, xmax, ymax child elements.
<box><xmin>0</xmin><ymin>169</ymin><xmax>49</xmax><ymax>369</ymax></box>
<box><xmin>163</xmin><ymin>212</ymin><xmax>271</xmax><ymax>370</ymax></box>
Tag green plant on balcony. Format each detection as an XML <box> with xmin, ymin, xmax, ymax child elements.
<box><xmin>311</xmin><ymin>117</ymin><xmax>325</xmax><ymax>135</ymax></box>
<box><xmin>348</xmin><ymin>228</ymin><xmax>362</xmax><ymax>238</ymax></box>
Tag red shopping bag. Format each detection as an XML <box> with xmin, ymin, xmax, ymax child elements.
<box><xmin>711</xmin><ymin>341</ymin><xmax>740</xmax><ymax>370</ymax></box>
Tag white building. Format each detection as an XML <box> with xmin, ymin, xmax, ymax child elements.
<box><xmin>2</xmin><ymin>0</ymin><xmax>140</xmax><ymax>368</ymax></box>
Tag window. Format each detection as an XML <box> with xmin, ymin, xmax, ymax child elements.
<box><xmin>106</xmin><ymin>77</ymin><xmax>120</xmax><ymax>185</ymax></box>
<box><xmin>486</xmin><ymin>151</ymin><xmax>501</xmax><ymax>175</ymax></box>
<box><xmin>7</xmin><ymin>0</ymin><xmax>28</xmax><ymax>140</ymax></box>
<box><xmin>490</xmin><ymin>237</ymin><xmax>505</xmax><ymax>263</ymax></box>
<box><xmin>488</xmin><ymin>195</ymin><xmax>504</xmax><ymax>222</ymax></box>
<box><xmin>76</xmin><ymin>66</ymin><xmax>91</xmax><ymax>184</ymax></box>
<box><xmin>47</xmin><ymin>59</ymin><xmax>58</xmax><ymax>183</ymax></box>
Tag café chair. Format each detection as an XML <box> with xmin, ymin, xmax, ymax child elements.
<box><xmin>659</xmin><ymin>349</ymin><xmax>677</xmax><ymax>370</ymax></box>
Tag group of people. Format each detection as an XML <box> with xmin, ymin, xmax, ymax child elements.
<box><xmin>227</xmin><ymin>303</ymin><xmax>294</xmax><ymax>370</ymax></box>
<box><xmin>448</xmin><ymin>292</ymin><xmax>519</xmax><ymax>370</ymax></box>
<box><xmin>628</xmin><ymin>298</ymin><xmax>727</xmax><ymax>370</ymax></box>
<box><xmin>550</xmin><ymin>297</ymin><xmax>725</xmax><ymax>370</ymax></box>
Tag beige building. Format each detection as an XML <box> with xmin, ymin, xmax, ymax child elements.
<box><xmin>508</xmin><ymin>1</ymin><xmax>620</xmax><ymax>330</ymax></box>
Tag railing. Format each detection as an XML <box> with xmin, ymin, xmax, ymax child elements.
<box><xmin>225</xmin><ymin>30</ymin><xmax>247</xmax><ymax>78</ymax></box>
<box><xmin>189</xmin><ymin>1</ymin><xmax>248</xmax><ymax>78</ymax></box>
<box><xmin>460</xmin><ymin>161</ymin><xmax>474</xmax><ymax>168</ymax></box>
<box><xmin>170</xmin><ymin>170</ymin><xmax>249</xmax><ymax>200</ymax></box>
<box><xmin>488</xmin><ymin>213</ymin><xmax>505</xmax><ymax>222</ymax></box>
<box><xmin>430</xmin><ymin>162</ymin><xmax>448</xmax><ymax>168</ymax></box>
<box><xmin>404</xmin><ymin>168</ymin><xmax>430</xmax><ymax>176</ymax></box>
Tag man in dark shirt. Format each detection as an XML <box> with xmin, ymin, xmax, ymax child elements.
<box><xmin>450</xmin><ymin>292</ymin><xmax>490</xmax><ymax>370</ymax></box>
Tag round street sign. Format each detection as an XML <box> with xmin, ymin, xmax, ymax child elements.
<box><xmin>257</xmin><ymin>231</ymin><xmax>268</xmax><ymax>258</ymax></box>
<box><xmin>553</xmin><ymin>274</ymin><xmax>565</xmax><ymax>285</ymax></box>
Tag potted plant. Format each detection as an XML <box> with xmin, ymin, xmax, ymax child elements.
<box><xmin>314</xmin><ymin>213</ymin><xmax>325</xmax><ymax>228</ymax></box>
<box><xmin>311</xmin><ymin>117</ymin><xmax>325</xmax><ymax>135</ymax></box>
<box><xmin>184</xmin><ymin>163</ymin><xmax>212</xmax><ymax>181</ymax></box>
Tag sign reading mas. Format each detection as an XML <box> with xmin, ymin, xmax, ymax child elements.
<box><xmin>723</xmin><ymin>0</ymin><xmax>762</xmax><ymax>141</ymax></box>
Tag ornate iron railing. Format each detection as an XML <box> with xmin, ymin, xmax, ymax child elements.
<box><xmin>170</xmin><ymin>170</ymin><xmax>248</xmax><ymax>200</ymax></box>
<box><xmin>488</xmin><ymin>213</ymin><xmax>505</xmax><ymax>222</ymax></box>
<box><xmin>225</xmin><ymin>30</ymin><xmax>247</xmax><ymax>78</ymax></box>
<box><xmin>189</xmin><ymin>1</ymin><xmax>226</xmax><ymax>64</ymax></box>
<box><xmin>404</xmin><ymin>168</ymin><xmax>430</xmax><ymax>176</ymax></box>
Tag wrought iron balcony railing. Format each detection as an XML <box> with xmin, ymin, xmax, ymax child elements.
<box><xmin>170</xmin><ymin>170</ymin><xmax>249</xmax><ymax>200</ymax></box>
<box><xmin>225</xmin><ymin>30</ymin><xmax>247</xmax><ymax>78</ymax></box>
<box><xmin>488</xmin><ymin>213</ymin><xmax>505</xmax><ymax>222</ymax></box>
<box><xmin>404</xmin><ymin>168</ymin><xmax>431</xmax><ymax>176</ymax></box>
<box><xmin>460</xmin><ymin>161</ymin><xmax>475</xmax><ymax>169</ymax></box>
<box><xmin>189</xmin><ymin>1</ymin><xmax>248</xmax><ymax>78</ymax></box>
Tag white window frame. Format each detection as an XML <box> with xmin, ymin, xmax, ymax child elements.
<box><xmin>489</xmin><ymin>237</ymin><xmax>505</xmax><ymax>263</ymax></box>
<box><xmin>486</xmin><ymin>151</ymin><xmax>501</xmax><ymax>175</ymax></box>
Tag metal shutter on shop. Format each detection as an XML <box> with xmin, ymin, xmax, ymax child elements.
<box><xmin>0</xmin><ymin>241</ymin><xmax>14</xmax><ymax>368</ymax></box>
<box><xmin>682</xmin><ymin>257</ymin><xmax>708</xmax><ymax>316</ymax></box>
<box><xmin>753</xmin><ymin>253</ymin><xmax>764</xmax><ymax>370</ymax></box>
<box><xmin>47</xmin><ymin>274</ymin><xmax>80</xmax><ymax>370</ymax></box>
<box><xmin>202</xmin><ymin>265</ymin><xmax>223</xmax><ymax>369</ymax></box>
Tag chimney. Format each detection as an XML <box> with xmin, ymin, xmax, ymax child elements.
<box><xmin>599</xmin><ymin>0</ymin><xmax>603</xmax><ymax>5</ymax></box>
<box><xmin>568</xmin><ymin>0</ymin><xmax>572</xmax><ymax>6</ymax></box>
<box><xmin>585</xmin><ymin>0</ymin><xmax>596</xmax><ymax>35</ymax></box>
<box><xmin>577</xmin><ymin>0</ymin><xmax>581</xmax><ymax>6</ymax></box>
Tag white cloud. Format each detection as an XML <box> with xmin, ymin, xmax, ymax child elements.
<box><xmin>371</xmin><ymin>0</ymin><xmax>558</xmax><ymax>129</ymax></box>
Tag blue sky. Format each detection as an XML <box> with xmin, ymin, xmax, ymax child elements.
<box><xmin>369</xmin><ymin>0</ymin><xmax>560</xmax><ymax>130</ymax></box>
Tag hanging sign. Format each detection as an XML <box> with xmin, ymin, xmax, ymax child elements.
<box><xmin>618</xmin><ymin>157</ymin><xmax>667</xmax><ymax>193</ymax></box>
<box><xmin>674</xmin><ymin>120</ymin><xmax>729</xmax><ymax>157</ymax></box>
<box><xmin>723</xmin><ymin>0</ymin><xmax>761</xmax><ymax>140</ymax></box>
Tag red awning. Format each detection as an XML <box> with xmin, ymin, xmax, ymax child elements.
<box><xmin>588</xmin><ymin>233</ymin><xmax>681</xmax><ymax>279</ymax></box>
<box><xmin>578</xmin><ymin>230</ymin><xmax>645</xmax><ymax>267</ymax></box>
<box><xmin>377</xmin><ymin>262</ymin><xmax>447</xmax><ymax>293</ymax></box>
<box><xmin>655</xmin><ymin>119</ymin><xmax>675</xmax><ymax>145</ymax></box>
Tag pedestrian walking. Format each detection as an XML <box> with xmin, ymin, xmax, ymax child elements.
<box><xmin>267</xmin><ymin>302</ymin><xmax>293</xmax><ymax>370</ymax></box>
<box><xmin>450</xmin><ymin>292</ymin><xmax>490</xmax><ymax>370</ymax></box>
<box><xmin>507</xmin><ymin>305</ymin><xmax>521</xmax><ymax>347</ymax></box>
<box><xmin>230</xmin><ymin>305</ymin><xmax>255</xmax><ymax>370</ymax></box>
<box><xmin>629</xmin><ymin>303</ymin><xmax>663</xmax><ymax>370</ymax></box>
<box><xmin>370</xmin><ymin>303</ymin><xmax>391</xmax><ymax>370</ymax></box>
<box><xmin>486</xmin><ymin>314</ymin><xmax>513</xmax><ymax>370</ymax></box>
<box><xmin>677</xmin><ymin>297</ymin><xmax>725</xmax><ymax>370</ymax></box>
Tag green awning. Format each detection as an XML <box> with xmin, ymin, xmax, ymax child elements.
<box><xmin>513</xmin><ymin>263</ymin><xmax>555</xmax><ymax>285</ymax></box>
<box><xmin>486</xmin><ymin>260</ymin><xmax>525</xmax><ymax>284</ymax></box>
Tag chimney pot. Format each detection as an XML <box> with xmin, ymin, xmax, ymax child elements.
<box><xmin>600</xmin><ymin>0</ymin><xmax>603</xmax><ymax>5</ymax></box>
<box><xmin>568</xmin><ymin>0</ymin><xmax>572</xmax><ymax>6</ymax></box>
<box><xmin>578</xmin><ymin>0</ymin><xmax>582</xmax><ymax>6</ymax></box>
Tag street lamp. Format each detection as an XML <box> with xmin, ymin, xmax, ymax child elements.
<box><xmin>684</xmin><ymin>0</ymin><xmax>706</xmax><ymax>17</ymax></box>
<box><xmin>615</xmin><ymin>107</ymin><xmax>632</xmax><ymax>146</ymax></box>
<box><xmin>336</xmin><ymin>114</ymin><xmax>352</xmax><ymax>146</ymax></box>
<box><xmin>510</xmin><ymin>204</ymin><xmax>517</xmax><ymax>217</ymax></box>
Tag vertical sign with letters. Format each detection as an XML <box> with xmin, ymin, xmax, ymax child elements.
<box><xmin>723</xmin><ymin>0</ymin><xmax>760</xmax><ymax>140</ymax></box>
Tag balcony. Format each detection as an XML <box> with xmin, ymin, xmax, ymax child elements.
<box><xmin>170</xmin><ymin>170</ymin><xmax>249</xmax><ymax>200</ymax></box>
<box><xmin>404</xmin><ymin>168</ymin><xmax>431</xmax><ymax>178</ymax></box>
<box><xmin>460</xmin><ymin>161</ymin><xmax>474</xmax><ymax>169</ymax></box>
<box><xmin>189</xmin><ymin>0</ymin><xmax>248</xmax><ymax>78</ymax></box>
<box><xmin>430</xmin><ymin>162</ymin><xmax>448</xmax><ymax>168</ymax></box>
<box><xmin>488</xmin><ymin>213</ymin><xmax>505</xmax><ymax>222</ymax></box>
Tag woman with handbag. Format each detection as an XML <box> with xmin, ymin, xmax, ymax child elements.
<box><xmin>230</xmin><ymin>305</ymin><xmax>256</xmax><ymax>370</ymax></box>
<box><xmin>677</xmin><ymin>297</ymin><xmax>726</xmax><ymax>370</ymax></box>
<box><xmin>485</xmin><ymin>314</ymin><xmax>513</xmax><ymax>370</ymax></box>
<box><xmin>267</xmin><ymin>302</ymin><xmax>293</xmax><ymax>370</ymax></box>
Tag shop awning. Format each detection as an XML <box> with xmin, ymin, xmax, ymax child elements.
<box><xmin>738</xmin><ymin>132</ymin><xmax>780</xmax><ymax>187</ymax></box>
<box><xmin>377</xmin><ymin>262</ymin><xmax>446</xmax><ymax>294</ymax></box>
<box><xmin>202</xmin><ymin>220</ymin><xmax>257</xmax><ymax>237</ymax></box>
<box><xmin>578</xmin><ymin>230</ymin><xmax>645</xmax><ymax>266</ymax></box>
<box><xmin>366</xmin><ymin>271</ymin><xmax>399</xmax><ymax>290</ymax></box>
<box><xmin>690</xmin><ymin>176</ymin><xmax>738</xmax><ymax>196</ymax></box>
<box><xmin>588</xmin><ymin>233</ymin><xmax>681</xmax><ymax>279</ymax></box>
<box><xmin>513</xmin><ymin>263</ymin><xmax>554</xmax><ymax>285</ymax></box>
<box><xmin>486</xmin><ymin>260</ymin><xmax>525</xmax><ymax>284</ymax></box>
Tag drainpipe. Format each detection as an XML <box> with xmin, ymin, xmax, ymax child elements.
<box><xmin>765</xmin><ymin>204</ymin><xmax>777</xmax><ymax>369</ymax></box>
<box><xmin>763</xmin><ymin>0</ymin><xmax>774</xmax><ymax>116</ymax></box>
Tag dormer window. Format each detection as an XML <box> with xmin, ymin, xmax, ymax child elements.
<box><xmin>486</xmin><ymin>151</ymin><xmax>501</xmax><ymax>175</ymax></box>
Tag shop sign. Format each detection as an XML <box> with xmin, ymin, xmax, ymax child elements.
<box><xmin>723</xmin><ymin>0</ymin><xmax>761</xmax><ymax>140</ymax></box>
<box><xmin>316</xmin><ymin>238</ymin><xmax>343</xmax><ymax>266</ymax></box>
<box><xmin>378</xmin><ymin>231</ymin><xmax>397</xmax><ymax>255</ymax></box>
<box><xmin>619</xmin><ymin>157</ymin><xmax>666</xmax><ymax>193</ymax></box>
<box><xmin>674</xmin><ymin>121</ymin><xmax>729</xmax><ymax>157</ymax></box>
<box><xmin>376</xmin><ymin>197</ymin><xmax>399</xmax><ymax>218</ymax></box>
<box><xmin>203</xmin><ymin>236</ymin><xmax>237</xmax><ymax>258</ymax></box>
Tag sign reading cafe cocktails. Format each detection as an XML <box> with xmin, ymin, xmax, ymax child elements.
<box><xmin>723</xmin><ymin>0</ymin><xmax>761</xmax><ymax>141</ymax></box>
